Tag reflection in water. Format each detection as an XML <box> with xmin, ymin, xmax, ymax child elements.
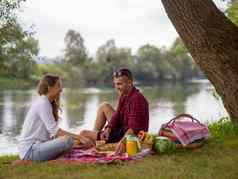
<box><xmin>186</xmin><ymin>87</ymin><xmax>228</xmax><ymax>123</ymax></box>
<box><xmin>143</xmin><ymin>83</ymin><xmax>201</xmax><ymax>133</ymax></box>
<box><xmin>0</xmin><ymin>82</ymin><xmax>228</xmax><ymax>155</ymax></box>
<box><xmin>73</xmin><ymin>94</ymin><xmax>99</xmax><ymax>132</ymax></box>
<box><xmin>0</xmin><ymin>92</ymin><xmax>17</xmax><ymax>155</ymax></box>
<box><xmin>63</xmin><ymin>89</ymin><xmax>87</xmax><ymax>128</ymax></box>
<box><xmin>149</xmin><ymin>104</ymin><xmax>174</xmax><ymax>134</ymax></box>
<box><xmin>2</xmin><ymin>91</ymin><xmax>16</xmax><ymax>135</ymax></box>
<box><xmin>12</xmin><ymin>92</ymin><xmax>33</xmax><ymax>135</ymax></box>
<box><xmin>58</xmin><ymin>93</ymin><xmax>70</xmax><ymax>131</ymax></box>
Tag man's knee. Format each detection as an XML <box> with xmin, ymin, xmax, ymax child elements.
<box><xmin>98</xmin><ymin>102</ymin><xmax>112</xmax><ymax>110</ymax></box>
<box><xmin>79</xmin><ymin>130</ymin><xmax>88</xmax><ymax>137</ymax></box>
<box><xmin>79</xmin><ymin>130</ymin><xmax>97</xmax><ymax>140</ymax></box>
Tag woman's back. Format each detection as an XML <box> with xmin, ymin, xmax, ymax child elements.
<box><xmin>18</xmin><ymin>95</ymin><xmax>59</xmax><ymax>159</ymax></box>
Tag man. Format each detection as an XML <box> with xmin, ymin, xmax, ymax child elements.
<box><xmin>80</xmin><ymin>68</ymin><xmax>149</xmax><ymax>154</ymax></box>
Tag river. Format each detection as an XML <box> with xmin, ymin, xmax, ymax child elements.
<box><xmin>0</xmin><ymin>80</ymin><xmax>227</xmax><ymax>155</ymax></box>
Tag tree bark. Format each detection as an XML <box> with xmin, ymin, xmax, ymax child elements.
<box><xmin>161</xmin><ymin>0</ymin><xmax>238</xmax><ymax>124</ymax></box>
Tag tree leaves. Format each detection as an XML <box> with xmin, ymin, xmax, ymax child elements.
<box><xmin>227</xmin><ymin>0</ymin><xmax>238</xmax><ymax>26</ymax></box>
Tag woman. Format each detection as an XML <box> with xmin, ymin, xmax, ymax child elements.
<box><xmin>18</xmin><ymin>74</ymin><xmax>94</xmax><ymax>161</ymax></box>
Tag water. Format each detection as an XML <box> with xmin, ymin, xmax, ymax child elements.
<box><xmin>0</xmin><ymin>81</ymin><xmax>228</xmax><ymax>156</ymax></box>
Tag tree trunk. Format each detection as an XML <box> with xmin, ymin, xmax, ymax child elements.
<box><xmin>161</xmin><ymin>0</ymin><xmax>238</xmax><ymax>124</ymax></box>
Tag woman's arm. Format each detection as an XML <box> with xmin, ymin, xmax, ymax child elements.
<box><xmin>56</xmin><ymin>128</ymin><xmax>78</xmax><ymax>139</ymax></box>
<box><xmin>56</xmin><ymin>128</ymin><xmax>95</xmax><ymax>147</ymax></box>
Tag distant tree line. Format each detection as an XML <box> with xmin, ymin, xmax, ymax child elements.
<box><xmin>38</xmin><ymin>29</ymin><xmax>204</xmax><ymax>86</ymax></box>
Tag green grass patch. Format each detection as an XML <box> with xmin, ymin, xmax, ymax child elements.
<box><xmin>1</xmin><ymin>119</ymin><xmax>238</xmax><ymax>179</ymax></box>
<box><xmin>208</xmin><ymin>117</ymin><xmax>238</xmax><ymax>139</ymax></box>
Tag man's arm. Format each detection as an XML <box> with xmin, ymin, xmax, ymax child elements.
<box><xmin>119</xmin><ymin>128</ymin><xmax>134</xmax><ymax>143</ymax></box>
<box><xmin>127</xmin><ymin>97</ymin><xmax>149</xmax><ymax>134</ymax></box>
<box><xmin>114</xmin><ymin>128</ymin><xmax>134</xmax><ymax>155</ymax></box>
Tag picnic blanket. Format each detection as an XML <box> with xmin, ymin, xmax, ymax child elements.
<box><xmin>12</xmin><ymin>148</ymin><xmax>152</xmax><ymax>165</ymax></box>
<box><xmin>162</xmin><ymin>115</ymin><xmax>210</xmax><ymax>146</ymax></box>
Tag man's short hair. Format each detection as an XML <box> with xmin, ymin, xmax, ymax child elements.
<box><xmin>113</xmin><ymin>68</ymin><xmax>133</xmax><ymax>80</ymax></box>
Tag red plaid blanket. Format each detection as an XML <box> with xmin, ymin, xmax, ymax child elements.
<box><xmin>12</xmin><ymin>148</ymin><xmax>151</xmax><ymax>165</ymax></box>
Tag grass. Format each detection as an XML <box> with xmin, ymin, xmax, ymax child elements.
<box><xmin>1</xmin><ymin>119</ymin><xmax>238</xmax><ymax>179</ymax></box>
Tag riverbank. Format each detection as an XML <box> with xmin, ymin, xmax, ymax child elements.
<box><xmin>0</xmin><ymin>118</ymin><xmax>237</xmax><ymax>179</ymax></box>
<box><xmin>0</xmin><ymin>73</ymin><xmax>208</xmax><ymax>90</ymax></box>
<box><xmin>0</xmin><ymin>76</ymin><xmax>36</xmax><ymax>90</ymax></box>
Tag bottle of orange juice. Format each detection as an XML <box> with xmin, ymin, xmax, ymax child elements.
<box><xmin>126</xmin><ymin>135</ymin><xmax>140</xmax><ymax>156</ymax></box>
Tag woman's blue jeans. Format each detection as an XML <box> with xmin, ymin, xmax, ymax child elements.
<box><xmin>23</xmin><ymin>136</ymin><xmax>74</xmax><ymax>162</ymax></box>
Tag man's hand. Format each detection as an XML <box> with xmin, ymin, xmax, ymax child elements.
<box><xmin>114</xmin><ymin>140</ymin><xmax>126</xmax><ymax>155</ymax></box>
<box><xmin>100</xmin><ymin>128</ymin><xmax>111</xmax><ymax>141</ymax></box>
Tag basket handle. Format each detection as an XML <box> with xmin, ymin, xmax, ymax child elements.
<box><xmin>164</xmin><ymin>113</ymin><xmax>202</xmax><ymax>128</ymax></box>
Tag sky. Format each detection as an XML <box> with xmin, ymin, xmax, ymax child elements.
<box><xmin>19</xmin><ymin>0</ymin><xmax>227</xmax><ymax>58</ymax></box>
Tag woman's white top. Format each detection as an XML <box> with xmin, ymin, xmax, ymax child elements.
<box><xmin>18</xmin><ymin>95</ymin><xmax>59</xmax><ymax>159</ymax></box>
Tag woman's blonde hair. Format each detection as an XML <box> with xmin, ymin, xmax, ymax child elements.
<box><xmin>37</xmin><ymin>74</ymin><xmax>61</xmax><ymax>122</ymax></box>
